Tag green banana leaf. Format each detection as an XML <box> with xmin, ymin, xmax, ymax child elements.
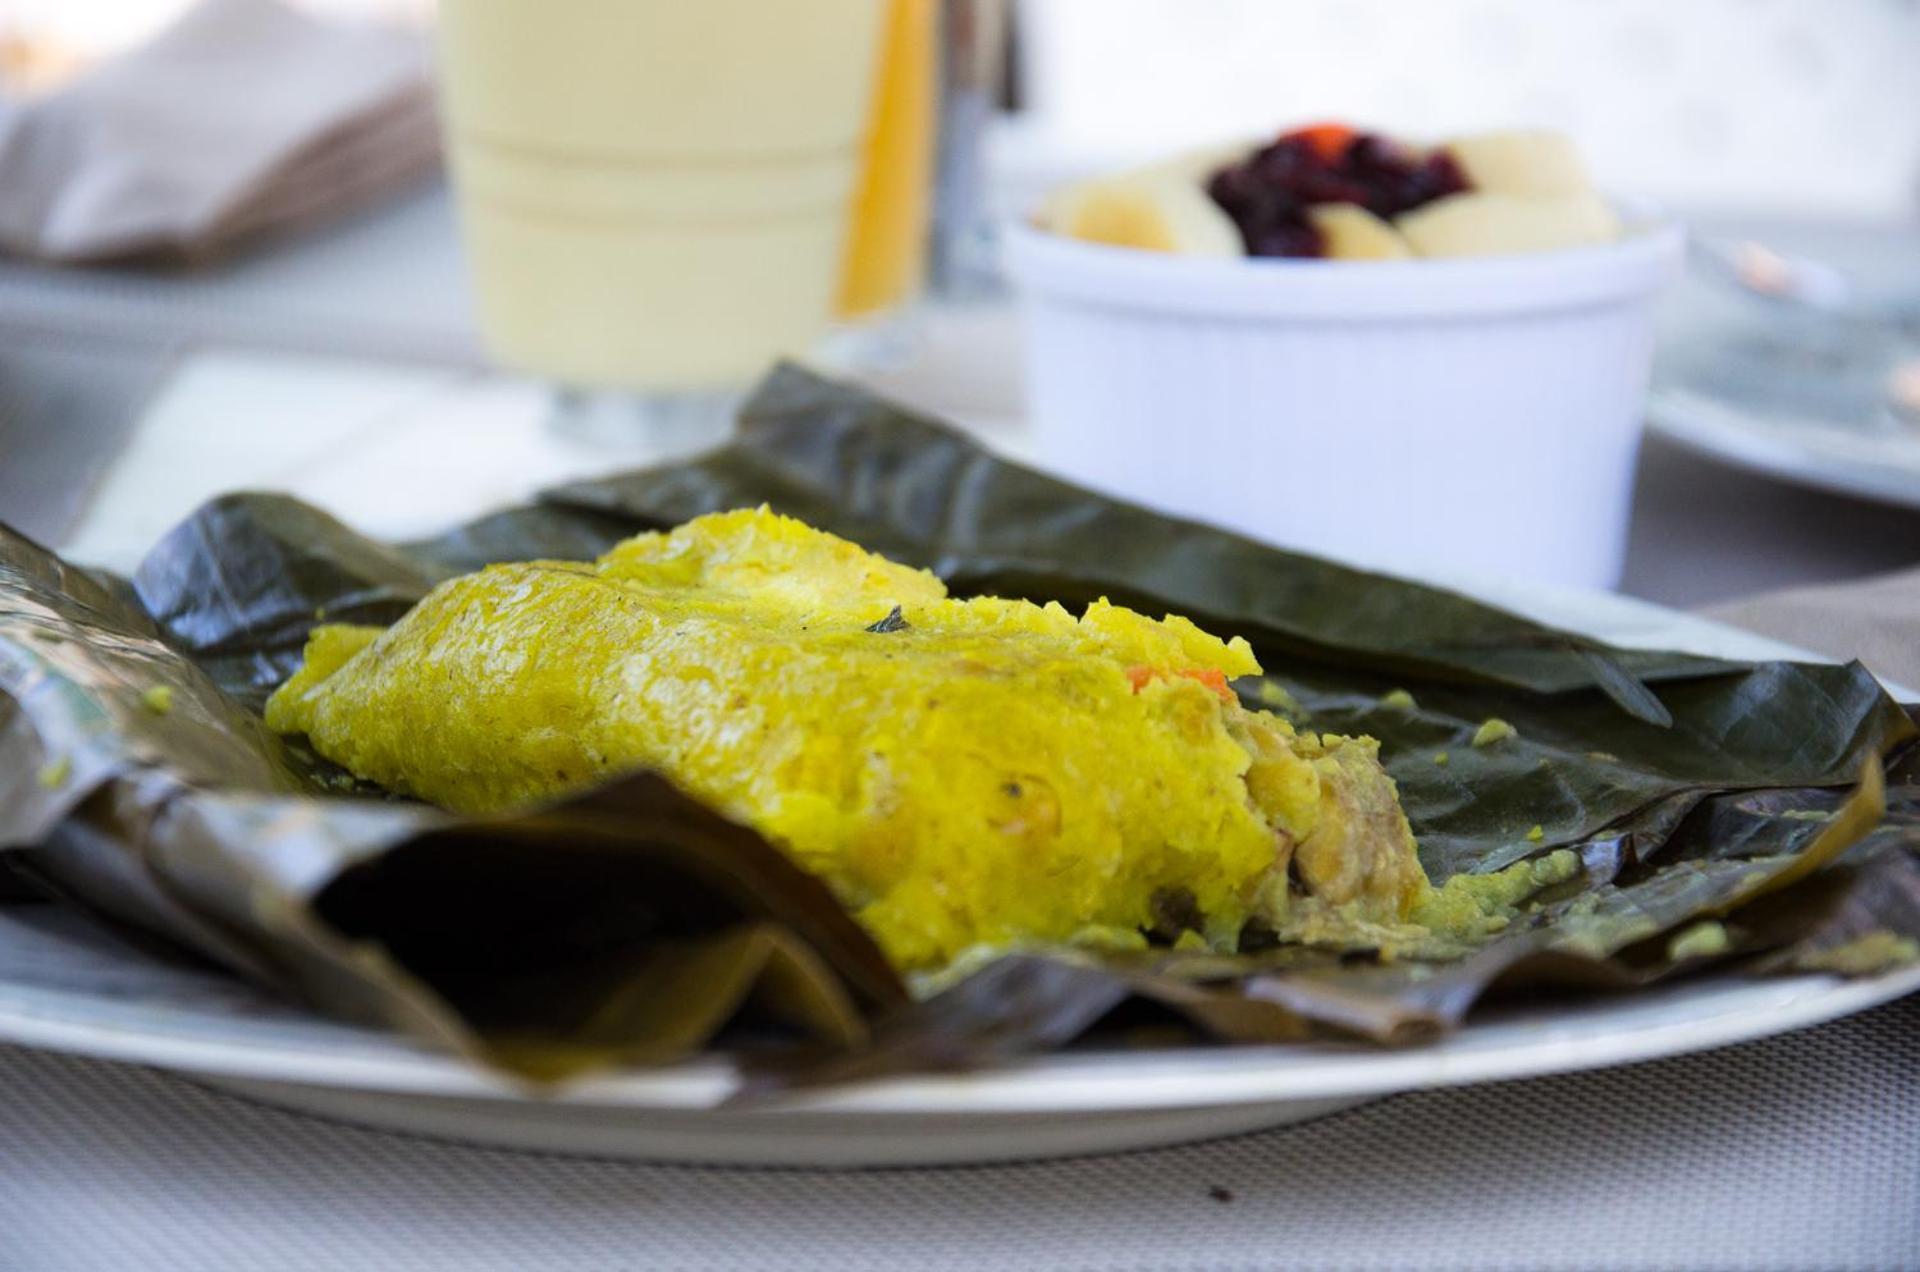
<box><xmin>1</xmin><ymin>363</ymin><xmax>1915</xmax><ymax>1090</ymax></box>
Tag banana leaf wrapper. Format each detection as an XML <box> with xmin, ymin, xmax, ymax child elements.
<box><xmin>1</xmin><ymin>363</ymin><xmax>1917</xmax><ymax>1091</ymax></box>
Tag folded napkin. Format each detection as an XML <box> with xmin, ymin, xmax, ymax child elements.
<box><xmin>0</xmin><ymin>0</ymin><xmax>437</xmax><ymax>264</ymax></box>
<box><xmin>1704</xmin><ymin>565</ymin><xmax>1920</xmax><ymax>693</ymax></box>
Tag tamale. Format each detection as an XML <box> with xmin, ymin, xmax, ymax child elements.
<box><xmin>267</xmin><ymin>508</ymin><xmax>1427</xmax><ymax>971</ymax></box>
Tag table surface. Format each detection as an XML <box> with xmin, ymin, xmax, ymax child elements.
<box><xmin>2</xmin><ymin>186</ymin><xmax>1918</xmax><ymax>1271</ymax></box>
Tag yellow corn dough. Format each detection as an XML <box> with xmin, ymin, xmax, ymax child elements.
<box><xmin>267</xmin><ymin>508</ymin><xmax>1426</xmax><ymax>970</ymax></box>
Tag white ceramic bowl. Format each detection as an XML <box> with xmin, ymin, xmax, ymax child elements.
<box><xmin>1005</xmin><ymin>214</ymin><xmax>1685</xmax><ymax>588</ymax></box>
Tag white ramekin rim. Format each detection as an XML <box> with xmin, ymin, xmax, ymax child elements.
<box><xmin>1003</xmin><ymin>205</ymin><xmax>1685</xmax><ymax>321</ymax></box>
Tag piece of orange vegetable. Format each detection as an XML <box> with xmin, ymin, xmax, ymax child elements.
<box><xmin>1124</xmin><ymin>665</ymin><xmax>1235</xmax><ymax>703</ymax></box>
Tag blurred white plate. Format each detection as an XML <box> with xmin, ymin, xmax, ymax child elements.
<box><xmin>1648</xmin><ymin>222</ymin><xmax>1920</xmax><ymax>510</ymax></box>
<box><xmin>1649</xmin><ymin>379</ymin><xmax>1920</xmax><ymax>511</ymax></box>
<box><xmin>0</xmin><ymin>581</ymin><xmax>1914</xmax><ymax>1167</ymax></box>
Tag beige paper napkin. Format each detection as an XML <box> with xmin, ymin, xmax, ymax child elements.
<box><xmin>1704</xmin><ymin>565</ymin><xmax>1920</xmax><ymax>693</ymax></box>
<box><xmin>0</xmin><ymin>0</ymin><xmax>437</xmax><ymax>264</ymax></box>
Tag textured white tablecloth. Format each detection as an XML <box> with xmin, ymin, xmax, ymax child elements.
<box><xmin>2</xmin><ymin>992</ymin><xmax>1915</xmax><ymax>1272</ymax></box>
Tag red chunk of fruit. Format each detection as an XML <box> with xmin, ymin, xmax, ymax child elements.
<box><xmin>1282</xmin><ymin>122</ymin><xmax>1357</xmax><ymax>163</ymax></box>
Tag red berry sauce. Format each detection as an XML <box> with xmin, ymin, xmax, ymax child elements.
<box><xmin>1205</xmin><ymin>126</ymin><xmax>1469</xmax><ymax>258</ymax></box>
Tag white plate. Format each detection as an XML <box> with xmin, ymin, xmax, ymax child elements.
<box><xmin>1649</xmin><ymin>377</ymin><xmax>1920</xmax><ymax>511</ymax></box>
<box><xmin>1648</xmin><ymin>221</ymin><xmax>1920</xmax><ymax>510</ymax></box>
<box><xmin>1</xmin><ymin>580</ymin><xmax>1914</xmax><ymax>1166</ymax></box>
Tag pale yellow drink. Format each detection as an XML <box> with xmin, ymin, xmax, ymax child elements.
<box><xmin>438</xmin><ymin>0</ymin><xmax>886</xmax><ymax>391</ymax></box>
